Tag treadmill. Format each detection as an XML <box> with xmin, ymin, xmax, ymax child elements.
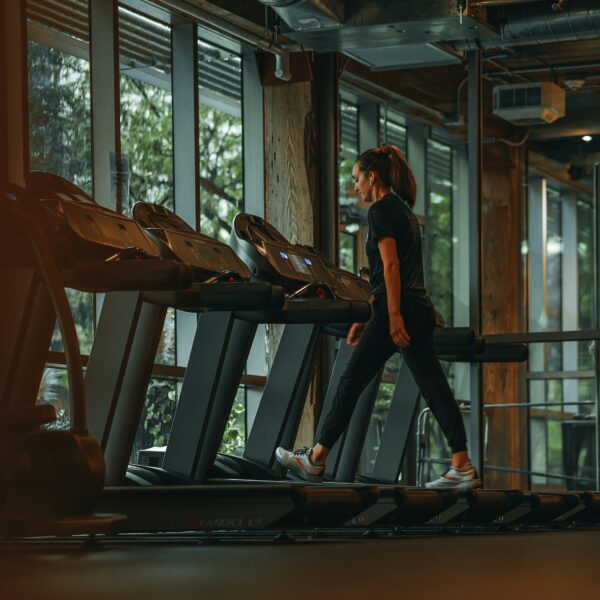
<box><xmin>16</xmin><ymin>177</ymin><xmax>582</xmax><ymax>534</ymax></box>
<box><xmin>132</xmin><ymin>212</ymin><xmax>374</xmax><ymax>484</ymax></box>
<box><xmin>7</xmin><ymin>176</ymin><xmax>381</xmax><ymax>534</ymax></box>
<box><xmin>0</xmin><ymin>173</ymin><xmax>194</xmax><ymax>536</ymax></box>
<box><xmin>83</xmin><ymin>205</ymin><xmax>382</xmax><ymax>531</ymax></box>
<box><xmin>83</xmin><ymin>202</ymin><xmax>285</xmax><ymax>486</ymax></box>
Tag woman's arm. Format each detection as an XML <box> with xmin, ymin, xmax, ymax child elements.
<box><xmin>346</xmin><ymin>294</ymin><xmax>375</xmax><ymax>346</ymax></box>
<box><xmin>378</xmin><ymin>237</ymin><xmax>411</xmax><ymax>347</ymax></box>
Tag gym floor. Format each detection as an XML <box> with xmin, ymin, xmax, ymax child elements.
<box><xmin>2</xmin><ymin>529</ymin><xmax>600</xmax><ymax>599</ymax></box>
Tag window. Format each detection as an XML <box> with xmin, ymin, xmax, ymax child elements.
<box><xmin>379</xmin><ymin>108</ymin><xmax>407</xmax><ymax>155</ymax></box>
<box><xmin>219</xmin><ymin>386</ymin><xmax>247</xmax><ymax>457</ymax></box>
<box><xmin>338</xmin><ymin>98</ymin><xmax>359</xmax><ymax>271</ymax></box>
<box><xmin>426</xmin><ymin>139</ymin><xmax>453</xmax><ymax>326</ymax></box>
<box><xmin>198</xmin><ymin>38</ymin><xmax>243</xmax><ymax>243</ymax></box>
<box><xmin>577</xmin><ymin>198</ymin><xmax>595</xmax><ymax>374</ymax></box>
<box><xmin>339</xmin><ymin>230</ymin><xmax>357</xmax><ymax>273</ymax></box>
<box><xmin>28</xmin><ymin>0</ymin><xmax>94</xmax><ymax>421</ymax></box>
<box><xmin>119</xmin><ymin>6</ymin><xmax>173</xmax><ymax>215</ymax></box>
<box><xmin>117</xmin><ymin>7</ymin><xmax>178</xmax><ymax>456</ymax></box>
<box><xmin>526</xmin><ymin>180</ymin><xmax>597</xmax><ymax>489</ymax></box>
<box><xmin>132</xmin><ymin>377</ymin><xmax>177</xmax><ymax>459</ymax></box>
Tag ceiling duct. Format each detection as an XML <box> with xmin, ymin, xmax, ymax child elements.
<box><xmin>458</xmin><ymin>0</ymin><xmax>600</xmax><ymax>49</ymax></box>
<box><xmin>260</xmin><ymin>0</ymin><xmax>600</xmax><ymax>62</ymax></box>
<box><xmin>259</xmin><ymin>0</ymin><xmax>344</xmax><ymax>32</ymax></box>
<box><xmin>259</xmin><ymin>0</ymin><xmax>494</xmax><ymax>50</ymax></box>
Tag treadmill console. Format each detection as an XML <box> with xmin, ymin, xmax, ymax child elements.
<box><xmin>27</xmin><ymin>171</ymin><xmax>160</xmax><ymax>259</ymax></box>
<box><xmin>231</xmin><ymin>214</ymin><xmax>370</xmax><ymax>300</ymax></box>
<box><xmin>133</xmin><ymin>202</ymin><xmax>252</xmax><ymax>280</ymax></box>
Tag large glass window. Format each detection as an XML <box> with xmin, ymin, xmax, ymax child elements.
<box><xmin>198</xmin><ymin>38</ymin><xmax>243</xmax><ymax>243</ymax></box>
<box><xmin>379</xmin><ymin>108</ymin><xmax>407</xmax><ymax>155</ymax></box>
<box><xmin>118</xmin><ymin>7</ymin><xmax>177</xmax><ymax>456</ymax></box>
<box><xmin>196</xmin><ymin>36</ymin><xmax>247</xmax><ymax>450</ymax></box>
<box><xmin>426</xmin><ymin>139</ymin><xmax>453</xmax><ymax>326</ymax></box>
<box><xmin>338</xmin><ymin>98</ymin><xmax>359</xmax><ymax>272</ymax></box>
<box><xmin>577</xmin><ymin>197</ymin><xmax>596</xmax><ymax>373</ymax></box>
<box><xmin>526</xmin><ymin>180</ymin><xmax>597</xmax><ymax>489</ymax></box>
<box><xmin>28</xmin><ymin>0</ymin><xmax>95</xmax><ymax>420</ymax></box>
<box><xmin>119</xmin><ymin>6</ymin><xmax>173</xmax><ymax>215</ymax></box>
<box><xmin>132</xmin><ymin>377</ymin><xmax>177</xmax><ymax>460</ymax></box>
<box><xmin>219</xmin><ymin>386</ymin><xmax>247</xmax><ymax>457</ymax></box>
<box><xmin>118</xmin><ymin>8</ymin><xmax>176</xmax><ymax>373</ymax></box>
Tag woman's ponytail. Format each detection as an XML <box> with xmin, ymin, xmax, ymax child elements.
<box><xmin>356</xmin><ymin>144</ymin><xmax>417</xmax><ymax>209</ymax></box>
<box><xmin>388</xmin><ymin>145</ymin><xmax>416</xmax><ymax>209</ymax></box>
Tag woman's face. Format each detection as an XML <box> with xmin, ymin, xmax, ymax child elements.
<box><xmin>352</xmin><ymin>162</ymin><xmax>372</xmax><ymax>202</ymax></box>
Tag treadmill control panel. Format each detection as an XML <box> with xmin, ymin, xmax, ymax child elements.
<box><xmin>55</xmin><ymin>201</ymin><xmax>159</xmax><ymax>256</ymax></box>
<box><xmin>267</xmin><ymin>243</ymin><xmax>330</xmax><ymax>284</ymax></box>
<box><xmin>231</xmin><ymin>214</ymin><xmax>370</xmax><ymax>300</ymax></box>
<box><xmin>133</xmin><ymin>202</ymin><xmax>252</xmax><ymax>280</ymax></box>
<box><xmin>27</xmin><ymin>171</ymin><xmax>160</xmax><ymax>258</ymax></box>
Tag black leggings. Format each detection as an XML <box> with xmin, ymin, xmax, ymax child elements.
<box><xmin>316</xmin><ymin>296</ymin><xmax>468</xmax><ymax>454</ymax></box>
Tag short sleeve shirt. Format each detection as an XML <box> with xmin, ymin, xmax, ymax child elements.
<box><xmin>366</xmin><ymin>194</ymin><xmax>431</xmax><ymax>305</ymax></box>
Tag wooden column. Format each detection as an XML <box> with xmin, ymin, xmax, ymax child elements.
<box><xmin>1</xmin><ymin>0</ymin><xmax>28</xmax><ymax>186</ymax></box>
<box><xmin>481</xmin><ymin>143</ymin><xmax>528</xmax><ymax>489</ymax></box>
<box><xmin>261</xmin><ymin>52</ymin><xmax>323</xmax><ymax>446</ymax></box>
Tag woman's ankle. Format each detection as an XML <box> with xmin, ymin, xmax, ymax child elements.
<box><xmin>311</xmin><ymin>443</ymin><xmax>329</xmax><ymax>465</ymax></box>
<box><xmin>451</xmin><ymin>450</ymin><xmax>471</xmax><ymax>470</ymax></box>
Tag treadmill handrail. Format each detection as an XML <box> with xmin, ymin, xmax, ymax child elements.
<box><xmin>3</xmin><ymin>186</ymin><xmax>88</xmax><ymax>434</ymax></box>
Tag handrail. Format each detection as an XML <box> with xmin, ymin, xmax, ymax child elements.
<box><xmin>484</xmin><ymin>330</ymin><xmax>600</xmax><ymax>343</ymax></box>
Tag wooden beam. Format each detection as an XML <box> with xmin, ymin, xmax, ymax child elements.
<box><xmin>528</xmin><ymin>150</ymin><xmax>592</xmax><ymax>195</ymax></box>
<box><xmin>481</xmin><ymin>145</ymin><xmax>528</xmax><ymax>490</ymax></box>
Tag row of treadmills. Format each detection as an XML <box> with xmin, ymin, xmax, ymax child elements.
<box><xmin>1</xmin><ymin>172</ymin><xmax>600</xmax><ymax>538</ymax></box>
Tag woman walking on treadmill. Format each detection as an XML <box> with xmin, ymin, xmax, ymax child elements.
<box><xmin>276</xmin><ymin>144</ymin><xmax>481</xmax><ymax>490</ymax></box>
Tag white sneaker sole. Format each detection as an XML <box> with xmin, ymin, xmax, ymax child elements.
<box><xmin>286</xmin><ymin>466</ymin><xmax>323</xmax><ymax>483</ymax></box>
<box><xmin>276</xmin><ymin>452</ymin><xmax>323</xmax><ymax>483</ymax></box>
<box><xmin>426</xmin><ymin>478</ymin><xmax>482</xmax><ymax>491</ymax></box>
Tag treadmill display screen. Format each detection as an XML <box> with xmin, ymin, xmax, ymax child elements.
<box><xmin>279</xmin><ymin>251</ymin><xmax>289</xmax><ymax>260</ymax></box>
<box><xmin>289</xmin><ymin>253</ymin><xmax>310</xmax><ymax>276</ymax></box>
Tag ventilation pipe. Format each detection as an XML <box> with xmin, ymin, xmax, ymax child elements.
<box><xmin>260</xmin><ymin>0</ymin><xmax>600</xmax><ymax>50</ymax></box>
<box><xmin>459</xmin><ymin>0</ymin><xmax>600</xmax><ymax>49</ymax></box>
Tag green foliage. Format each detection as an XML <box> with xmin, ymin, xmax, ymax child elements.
<box><xmin>426</xmin><ymin>189</ymin><xmax>453</xmax><ymax>325</ymax></box>
<box><xmin>143</xmin><ymin>379</ymin><xmax>177</xmax><ymax>447</ymax></box>
<box><xmin>49</xmin><ymin>289</ymin><xmax>95</xmax><ymax>355</ymax></box>
<box><xmin>120</xmin><ymin>76</ymin><xmax>174</xmax><ymax>213</ymax></box>
<box><xmin>219</xmin><ymin>398</ymin><xmax>246</xmax><ymax>457</ymax></box>
<box><xmin>29</xmin><ymin>41</ymin><xmax>96</xmax><ymax>356</ymax></box>
<box><xmin>30</xmin><ymin>38</ymin><xmax>246</xmax><ymax>451</ymax></box>
<box><xmin>37</xmin><ymin>368</ymin><xmax>70</xmax><ymax>430</ymax></box>
<box><xmin>118</xmin><ymin>76</ymin><xmax>244</xmax><ymax>450</ymax></box>
<box><xmin>199</xmin><ymin>103</ymin><xmax>243</xmax><ymax>243</ymax></box>
<box><xmin>28</xmin><ymin>41</ymin><xmax>92</xmax><ymax>193</ymax></box>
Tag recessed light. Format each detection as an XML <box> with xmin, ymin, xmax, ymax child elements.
<box><xmin>582</xmin><ymin>135</ymin><xmax>592</xmax><ymax>142</ymax></box>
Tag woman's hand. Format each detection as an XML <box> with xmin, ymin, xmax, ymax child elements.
<box><xmin>390</xmin><ymin>313</ymin><xmax>411</xmax><ymax>348</ymax></box>
<box><xmin>346</xmin><ymin>322</ymin><xmax>366</xmax><ymax>346</ymax></box>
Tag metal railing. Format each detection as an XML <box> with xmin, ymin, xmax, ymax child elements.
<box><xmin>416</xmin><ymin>387</ymin><xmax>598</xmax><ymax>488</ymax></box>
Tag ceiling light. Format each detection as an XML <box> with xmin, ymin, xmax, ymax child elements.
<box><xmin>582</xmin><ymin>135</ymin><xmax>592</xmax><ymax>142</ymax></box>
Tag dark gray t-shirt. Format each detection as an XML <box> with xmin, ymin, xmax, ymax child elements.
<box><xmin>366</xmin><ymin>193</ymin><xmax>431</xmax><ymax>305</ymax></box>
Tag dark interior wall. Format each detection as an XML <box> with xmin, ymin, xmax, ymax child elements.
<box><xmin>0</xmin><ymin>1</ymin><xmax>6</xmax><ymax>186</ymax></box>
<box><xmin>1</xmin><ymin>0</ymin><xmax>27</xmax><ymax>187</ymax></box>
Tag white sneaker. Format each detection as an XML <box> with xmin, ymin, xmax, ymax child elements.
<box><xmin>425</xmin><ymin>465</ymin><xmax>482</xmax><ymax>490</ymax></box>
<box><xmin>275</xmin><ymin>446</ymin><xmax>324</xmax><ymax>483</ymax></box>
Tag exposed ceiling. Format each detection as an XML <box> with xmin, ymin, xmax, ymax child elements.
<box><xmin>197</xmin><ymin>0</ymin><xmax>600</xmax><ymax>176</ymax></box>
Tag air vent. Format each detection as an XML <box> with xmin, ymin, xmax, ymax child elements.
<box><xmin>493</xmin><ymin>82</ymin><xmax>565</xmax><ymax>126</ymax></box>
